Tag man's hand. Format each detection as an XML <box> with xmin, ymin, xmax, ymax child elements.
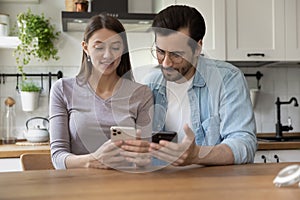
<box><xmin>149</xmin><ymin>124</ymin><xmax>200</xmax><ymax>166</ymax></box>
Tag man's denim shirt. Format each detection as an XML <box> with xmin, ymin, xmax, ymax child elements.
<box><xmin>144</xmin><ymin>57</ymin><xmax>257</xmax><ymax>164</ymax></box>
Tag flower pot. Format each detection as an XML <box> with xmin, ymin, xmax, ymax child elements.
<box><xmin>20</xmin><ymin>91</ymin><xmax>40</xmax><ymax>112</ymax></box>
<box><xmin>75</xmin><ymin>0</ymin><xmax>88</xmax><ymax>12</ymax></box>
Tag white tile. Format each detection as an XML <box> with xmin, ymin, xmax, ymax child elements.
<box><xmin>261</xmin><ymin>122</ymin><xmax>276</xmax><ymax>133</ymax></box>
<box><xmin>288</xmin><ymin>80</ymin><xmax>300</xmax><ymax>95</ymax></box>
<box><xmin>287</xmin><ymin>68</ymin><xmax>300</xmax><ymax>81</ymax></box>
<box><xmin>274</xmin><ymin>80</ymin><xmax>288</xmax><ymax>96</ymax></box>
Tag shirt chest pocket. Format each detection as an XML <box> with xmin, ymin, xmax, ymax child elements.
<box><xmin>200</xmin><ymin>115</ymin><xmax>221</xmax><ymax>145</ymax></box>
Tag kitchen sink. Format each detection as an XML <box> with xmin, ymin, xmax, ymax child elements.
<box><xmin>257</xmin><ymin>136</ymin><xmax>300</xmax><ymax>142</ymax></box>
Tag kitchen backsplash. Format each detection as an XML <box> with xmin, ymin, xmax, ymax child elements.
<box><xmin>1</xmin><ymin>64</ymin><xmax>300</xmax><ymax>138</ymax></box>
<box><xmin>242</xmin><ymin>67</ymin><xmax>300</xmax><ymax>134</ymax></box>
<box><xmin>0</xmin><ymin>65</ymin><xmax>79</xmax><ymax>139</ymax></box>
<box><xmin>0</xmin><ymin>0</ymin><xmax>300</xmax><ymax>139</ymax></box>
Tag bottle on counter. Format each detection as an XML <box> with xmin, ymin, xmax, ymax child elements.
<box><xmin>2</xmin><ymin>97</ymin><xmax>17</xmax><ymax>144</ymax></box>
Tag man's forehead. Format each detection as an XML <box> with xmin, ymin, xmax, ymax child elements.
<box><xmin>155</xmin><ymin>31</ymin><xmax>192</xmax><ymax>52</ymax></box>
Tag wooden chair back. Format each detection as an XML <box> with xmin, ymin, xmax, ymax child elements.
<box><xmin>20</xmin><ymin>153</ymin><xmax>54</xmax><ymax>171</ymax></box>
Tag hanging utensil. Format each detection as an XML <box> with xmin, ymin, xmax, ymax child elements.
<box><xmin>40</xmin><ymin>73</ymin><xmax>44</xmax><ymax>91</ymax></box>
<box><xmin>16</xmin><ymin>74</ymin><xmax>19</xmax><ymax>91</ymax></box>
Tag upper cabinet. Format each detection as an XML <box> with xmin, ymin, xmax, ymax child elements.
<box><xmin>162</xmin><ymin>0</ymin><xmax>300</xmax><ymax>62</ymax></box>
<box><xmin>161</xmin><ymin>0</ymin><xmax>226</xmax><ymax>60</ymax></box>
<box><xmin>285</xmin><ymin>0</ymin><xmax>300</xmax><ymax>61</ymax></box>
<box><xmin>226</xmin><ymin>0</ymin><xmax>285</xmax><ymax>61</ymax></box>
<box><xmin>226</xmin><ymin>0</ymin><xmax>300</xmax><ymax>62</ymax></box>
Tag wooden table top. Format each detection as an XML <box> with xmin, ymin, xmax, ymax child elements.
<box><xmin>0</xmin><ymin>133</ymin><xmax>299</xmax><ymax>159</ymax></box>
<box><xmin>0</xmin><ymin>163</ymin><xmax>299</xmax><ymax>200</ymax></box>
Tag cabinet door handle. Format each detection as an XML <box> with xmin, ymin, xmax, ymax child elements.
<box><xmin>274</xmin><ymin>155</ymin><xmax>279</xmax><ymax>163</ymax></box>
<box><xmin>247</xmin><ymin>53</ymin><xmax>265</xmax><ymax>57</ymax></box>
<box><xmin>261</xmin><ymin>155</ymin><xmax>267</xmax><ymax>163</ymax></box>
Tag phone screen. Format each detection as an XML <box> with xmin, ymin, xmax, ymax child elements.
<box><xmin>152</xmin><ymin>131</ymin><xmax>177</xmax><ymax>143</ymax></box>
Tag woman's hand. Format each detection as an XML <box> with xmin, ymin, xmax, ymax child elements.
<box><xmin>120</xmin><ymin>129</ymin><xmax>151</xmax><ymax>167</ymax></box>
<box><xmin>88</xmin><ymin>139</ymin><xmax>126</xmax><ymax>169</ymax></box>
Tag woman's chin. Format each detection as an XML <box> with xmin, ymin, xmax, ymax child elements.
<box><xmin>99</xmin><ymin>68</ymin><xmax>116</xmax><ymax>76</ymax></box>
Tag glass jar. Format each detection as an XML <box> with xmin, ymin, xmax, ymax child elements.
<box><xmin>2</xmin><ymin>97</ymin><xmax>16</xmax><ymax>144</ymax></box>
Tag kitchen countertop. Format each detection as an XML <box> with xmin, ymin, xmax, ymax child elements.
<box><xmin>0</xmin><ymin>133</ymin><xmax>299</xmax><ymax>158</ymax></box>
<box><xmin>0</xmin><ymin>141</ymin><xmax>50</xmax><ymax>158</ymax></box>
<box><xmin>0</xmin><ymin>163</ymin><xmax>299</xmax><ymax>200</ymax></box>
<box><xmin>257</xmin><ymin>133</ymin><xmax>300</xmax><ymax>150</ymax></box>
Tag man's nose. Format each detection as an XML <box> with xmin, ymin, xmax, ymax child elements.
<box><xmin>161</xmin><ymin>53</ymin><xmax>173</xmax><ymax>67</ymax></box>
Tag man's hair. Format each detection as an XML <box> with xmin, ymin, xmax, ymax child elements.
<box><xmin>152</xmin><ymin>5</ymin><xmax>206</xmax><ymax>52</ymax></box>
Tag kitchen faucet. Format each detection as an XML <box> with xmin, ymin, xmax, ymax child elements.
<box><xmin>275</xmin><ymin>97</ymin><xmax>299</xmax><ymax>139</ymax></box>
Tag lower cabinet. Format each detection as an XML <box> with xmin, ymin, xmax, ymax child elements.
<box><xmin>0</xmin><ymin>158</ymin><xmax>22</xmax><ymax>172</ymax></box>
<box><xmin>254</xmin><ymin>150</ymin><xmax>300</xmax><ymax>163</ymax></box>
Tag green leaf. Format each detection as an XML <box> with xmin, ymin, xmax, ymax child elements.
<box><xmin>20</xmin><ymin>81</ymin><xmax>41</xmax><ymax>92</ymax></box>
<box><xmin>14</xmin><ymin>8</ymin><xmax>60</xmax><ymax>78</ymax></box>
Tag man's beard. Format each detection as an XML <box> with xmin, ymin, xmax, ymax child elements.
<box><xmin>160</xmin><ymin>62</ymin><xmax>194</xmax><ymax>82</ymax></box>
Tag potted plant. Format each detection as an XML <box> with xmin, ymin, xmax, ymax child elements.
<box><xmin>19</xmin><ymin>81</ymin><xmax>41</xmax><ymax>112</ymax></box>
<box><xmin>13</xmin><ymin>9</ymin><xmax>60</xmax><ymax>111</ymax></box>
<box><xmin>14</xmin><ymin>9</ymin><xmax>60</xmax><ymax>75</ymax></box>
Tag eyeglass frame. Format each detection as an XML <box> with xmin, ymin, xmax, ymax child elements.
<box><xmin>151</xmin><ymin>44</ymin><xmax>187</xmax><ymax>64</ymax></box>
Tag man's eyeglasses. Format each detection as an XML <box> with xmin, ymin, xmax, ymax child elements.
<box><xmin>151</xmin><ymin>47</ymin><xmax>184</xmax><ymax>64</ymax></box>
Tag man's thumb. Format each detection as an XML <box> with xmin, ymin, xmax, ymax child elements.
<box><xmin>183</xmin><ymin>124</ymin><xmax>195</xmax><ymax>142</ymax></box>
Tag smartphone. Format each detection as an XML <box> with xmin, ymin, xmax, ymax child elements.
<box><xmin>110</xmin><ymin>126</ymin><xmax>136</xmax><ymax>142</ymax></box>
<box><xmin>152</xmin><ymin>131</ymin><xmax>178</xmax><ymax>144</ymax></box>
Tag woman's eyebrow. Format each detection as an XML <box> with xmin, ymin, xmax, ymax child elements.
<box><xmin>93</xmin><ymin>40</ymin><xmax>121</xmax><ymax>45</ymax></box>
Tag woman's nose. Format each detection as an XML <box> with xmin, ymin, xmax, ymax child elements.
<box><xmin>103</xmin><ymin>48</ymin><xmax>113</xmax><ymax>59</ymax></box>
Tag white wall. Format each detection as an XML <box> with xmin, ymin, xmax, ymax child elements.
<box><xmin>0</xmin><ymin>0</ymin><xmax>299</xmax><ymax>137</ymax></box>
<box><xmin>0</xmin><ymin>0</ymin><xmax>154</xmax><ymax>139</ymax></box>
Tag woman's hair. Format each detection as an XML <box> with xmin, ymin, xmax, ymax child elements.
<box><xmin>77</xmin><ymin>14</ymin><xmax>133</xmax><ymax>83</ymax></box>
<box><xmin>152</xmin><ymin>5</ymin><xmax>206</xmax><ymax>52</ymax></box>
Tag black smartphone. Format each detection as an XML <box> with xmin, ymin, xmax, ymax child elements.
<box><xmin>152</xmin><ymin>131</ymin><xmax>178</xmax><ymax>143</ymax></box>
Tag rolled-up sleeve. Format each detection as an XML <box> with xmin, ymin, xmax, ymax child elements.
<box><xmin>219</xmin><ymin>69</ymin><xmax>257</xmax><ymax>164</ymax></box>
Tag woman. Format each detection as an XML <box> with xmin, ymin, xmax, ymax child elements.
<box><xmin>49</xmin><ymin>14</ymin><xmax>153</xmax><ymax>170</ymax></box>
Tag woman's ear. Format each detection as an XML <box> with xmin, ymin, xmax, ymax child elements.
<box><xmin>81</xmin><ymin>41</ymin><xmax>89</xmax><ymax>55</ymax></box>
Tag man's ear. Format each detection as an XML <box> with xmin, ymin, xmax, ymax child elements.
<box><xmin>195</xmin><ymin>40</ymin><xmax>203</xmax><ymax>56</ymax></box>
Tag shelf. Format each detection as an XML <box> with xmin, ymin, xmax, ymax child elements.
<box><xmin>0</xmin><ymin>36</ymin><xmax>20</xmax><ymax>49</ymax></box>
<box><xmin>0</xmin><ymin>0</ymin><xmax>39</xmax><ymax>3</ymax></box>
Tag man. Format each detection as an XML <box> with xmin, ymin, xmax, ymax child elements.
<box><xmin>145</xmin><ymin>5</ymin><xmax>257</xmax><ymax>166</ymax></box>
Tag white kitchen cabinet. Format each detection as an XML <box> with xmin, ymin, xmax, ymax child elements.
<box><xmin>226</xmin><ymin>0</ymin><xmax>285</xmax><ymax>61</ymax></box>
<box><xmin>159</xmin><ymin>0</ymin><xmax>226</xmax><ymax>60</ymax></box>
<box><xmin>154</xmin><ymin>0</ymin><xmax>175</xmax><ymax>12</ymax></box>
<box><xmin>285</xmin><ymin>0</ymin><xmax>300</xmax><ymax>61</ymax></box>
<box><xmin>0</xmin><ymin>158</ymin><xmax>21</xmax><ymax>172</ymax></box>
<box><xmin>254</xmin><ymin>150</ymin><xmax>300</xmax><ymax>163</ymax></box>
